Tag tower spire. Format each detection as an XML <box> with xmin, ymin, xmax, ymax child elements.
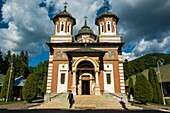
<box><xmin>63</xmin><ymin>1</ymin><xmax>68</xmax><ymax>11</ymax></box>
<box><xmin>84</xmin><ymin>16</ymin><xmax>87</xmax><ymax>26</ymax></box>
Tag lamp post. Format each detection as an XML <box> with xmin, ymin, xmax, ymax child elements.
<box><xmin>157</xmin><ymin>59</ymin><xmax>166</xmax><ymax>105</ymax></box>
<box><xmin>6</xmin><ymin>59</ymin><xmax>13</xmax><ymax>102</ymax></box>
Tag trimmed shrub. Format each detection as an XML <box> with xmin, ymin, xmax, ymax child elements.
<box><xmin>148</xmin><ymin>67</ymin><xmax>162</xmax><ymax>103</ymax></box>
<box><xmin>165</xmin><ymin>99</ymin><xmax>170</xmax><ymax>105</ymax></box>
<box><xmin>134</xmin><ymin>73</ymin><xmax>153</xmax><ymax>104</ymax></box>
<box><xmin>128</xmin><ymin>77</ymin><xmax>134</xmax><ymax>98</ymax></box>
<box><xmin>41</xmin><ymin>75</ymin><xmax>47</xmax><ymax>97</ymax></box>
<box><xmin>1</xmin><ymin>67</ymin><xmax>15</xmax><ymax>101</ymax></box>
<box><xmin>22</xmin><ymin>74</ymin><xmax>38</xmax><ymax>103</ymax></box>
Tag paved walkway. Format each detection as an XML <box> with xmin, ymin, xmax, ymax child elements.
<box><xmin>30</xmin><ymin>93</ymin><xmax>142</xmax><ymax>110</ymax></box>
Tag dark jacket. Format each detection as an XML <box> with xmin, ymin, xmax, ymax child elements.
<box><xmin>68</xmin><ymin>92</ymin><xmax>73</xmax><ymax>99</ymax></box>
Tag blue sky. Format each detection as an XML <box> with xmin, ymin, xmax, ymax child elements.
<box><xmin>0</xmin><ymin>0</ymin><xmax>170</xmax><ymax>66</ymax></box>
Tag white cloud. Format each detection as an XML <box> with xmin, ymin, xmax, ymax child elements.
<box><xmin>0</xmin><ymin>0</ymin><xmax>53</xmax><ymax>57</ymax></box>
<box><xmin>0</xmin><ymin>0</ymin><xmax>103</xmax><ymax>58</ymax></box>
<box><xmin>123</xmin><ymin>36</ymin><xmax>170</xmax><ymax>61</ymax></box>
<box><xmin>122</xmin><ymin>52</ymin><xmax>137</xmax><ymax>61</ymax></box>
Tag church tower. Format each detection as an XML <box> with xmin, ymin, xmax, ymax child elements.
<box><xmin>46</xmin><ymin>2</ymin><xmax>76</xmax><ymax>95</ymax></box>
<box><xmin>51</xmin><ymin>2</ymin><xmax>76</xmax><ymax>43</ymax></box>
<box><xmin>95</xmin><ymin>3</ymin><xmax>119</xmax><ymax>42</ymax></box>
<box><xmin>95</xmin><ymin>2</ymin><xmax>125</xmax><ymax>94</ymax></box>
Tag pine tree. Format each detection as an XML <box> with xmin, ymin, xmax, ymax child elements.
<box><xmin>20</xmin><ymin>51</ymin><xmax>25</xmax><ymax>62</ymax></box>
<box><xmin>22</xmin><ymin>74</ymin><xmax>38</xmax><ymax>103</ymax></box>
<box><xmin>14</xmin><ymin>51</ymin><xmax>29</xmax><ymax>78</ymax></box>
<box><xmin>3</xmin><ymin>50</ymin><xmax>12</xmax><ymax>74</ymax></box>
<box><xmin>0</xmin><ymin>50</ymin><xmax>3</xmax><ymax>73</ymax></box>
<box><xmin>24</xmin><ymin>51</ymin><xmax>28</xmax><ymax>65</ymax></box>
<box><xmin>134</xmin><ymin>73</ymin><xmax>153</xmax><ymax>104</ymax></box>
<box><xmin>20</xmin><ymin>61</ymin><xmax>29</xmax><ymax>78</ymax></box>
<box><xmin>148</xmin><ymin>67</ymin><xmax>162</xmax><ymax>103</ymax></box>
<box><xmin>1</xmin><ymin>66</ymin><xmax>15</xmax><ymax>101</ymax></box>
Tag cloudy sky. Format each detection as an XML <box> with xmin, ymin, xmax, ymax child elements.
<box><xmin>0</xmin><ymin>0</ymin><xmax>170</xmax><ymax>66</ymax></box>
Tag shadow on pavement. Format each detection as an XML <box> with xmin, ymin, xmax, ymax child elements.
<box><xmin>0</xmin><ymin>109</ymin><xmax>166</xmax><ymax>113</ymax></box>
<box><xmin>119</xmin><ymin>101</ymin><xmax>129</xmax><ymax>110</ymax></box>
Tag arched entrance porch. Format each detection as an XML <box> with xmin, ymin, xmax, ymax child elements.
<box><xmin>71</xmin><ymin>57</ymin><xmax>100</xmax><ymax>95</ymax></box>
<box><xmin>76</xmin><ymin>61</ymin><xmax>95</xmax><ymax>95</ymax></box>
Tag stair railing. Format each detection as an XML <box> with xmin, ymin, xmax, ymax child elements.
<box><xmin>103</xmin><ymin>90</ymin><xmax>123</xmax><ymax>101</ymax></box>
<box><xmin>49</xmin><ymin>90</ymin><xmax>67</xmax><ymax>101</ymax></box>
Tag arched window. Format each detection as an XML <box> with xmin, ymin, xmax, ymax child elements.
<box><xmin>61</xmin><ymin>22</ymin><xmax>64</xmax><ymax>31</ymax></box>
<box><xmin>107</xmin><ymin>22</ymin><xmax>110</xmax><ymax>31</ymax></box>
<box><xmin>67</xmin><ymin>24</ymin><xmax>70</xmax><ymax>33</ymax></box>
<box><xmin>56</xmin><ymin>23</ymin><xmax>58</xmax><ymax>33</ymax></box>
<box><xmin>113</xmin><ymin>22</ymin><xmax>116</xmax><ymax>33</ymax></box>
<box><xmin>102</xmin><ymin>24</ymin><xmax>104</xmax><ymax>32</ymax></box>
<box><xmin>100</xmin><ymin>23</ymin><xmax>104</xmax><ymax>33</ymax></box>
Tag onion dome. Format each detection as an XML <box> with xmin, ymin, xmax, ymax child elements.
<box><xmin>95</xmin><ymin>2</ymin><xmax>119</xmax><ymax>25</ymax></box>
<box><xmin>75</xmin><ymin>16</ymin><xmax>97</xmax><ymax>42</ymax></box>
<box><xmin>52</xmin><ymin>2</ymin><xmax>76</xmax><ymax>25</ymax></box>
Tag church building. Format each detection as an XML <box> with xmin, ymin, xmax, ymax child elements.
<box><xmin>46</xmin><ymin>2</ymin><xmax>125</xmax><ymax>97</ymax></box>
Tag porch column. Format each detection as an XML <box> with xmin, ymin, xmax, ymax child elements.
<box><xmin>95</xmin><ymin>71</ymin><xmax>100</xmax><ymax>95</ymax></box>
<box><xmin>71</xmin><ymin>71</ymin><xmax>76</xmax><ymax>95</ymax></box>
<box><xmin>95</xmin><ymin>71</ymin><xmax>99</xmax><ymax>86</ymax></box>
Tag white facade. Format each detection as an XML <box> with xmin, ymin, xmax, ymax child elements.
<box><xmin>57</xmin><ymin>64</ymin><xmax>69</xmax><ymax>93</ymax></box>
<box><xmin>104</xmin><ymin>64</ymin><xmax>115</xmax><ymax>93</ymax></box>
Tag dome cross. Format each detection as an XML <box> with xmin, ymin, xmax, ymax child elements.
<box><xmin>84</xmin><ymin>16</ymin><xmax>87</xmax><ymax>26</ymax></box>
<box><xmin>63</xmin><ymin>1</ymin><xmax>68</xmax><ymax>11</ymax></box>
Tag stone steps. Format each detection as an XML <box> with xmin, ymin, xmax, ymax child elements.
<box><xmin>73</xmin><ymin>95</ymin><xmax>122</xmax><ymax>109</ymax></box>
<box><xmin>30</xmin><ymin>93</ymin><xmax>142</xmax><ymax>110</ymax></box>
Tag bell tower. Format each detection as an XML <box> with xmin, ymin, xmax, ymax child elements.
<box><xmin>95</xmin><ymin>1</ymin><xmax>120</xmax><ymax>43</ymax></box>
<box><xmin>51</xmin><ymin>2</ymin><xmax>76</xmax><ymax>43</ymax></box>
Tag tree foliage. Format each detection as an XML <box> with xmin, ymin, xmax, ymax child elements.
<box><xmin>22</xmin><ymin>74</ymin><xmax>38</xmax><ymax>103</ymax></box>
<box><xmin>29</xmin><ymin>60</ymin><xmax>48</xmax><ymax>96</ymax></box>
<box><xmin>128</xmin><ymin>77</ymin><xmax>134</xmax><ymax>98</ymax></box>
<box><xmin>41</xmin><ymin>75</ymin><xmax>47</xmax><ymax>97</ymax></box>
<box><xmin>3</xmin><ymin>50</ymin><xmax>12</xmax><ymax>75</ymax></box>
<box><xmin>123</xmin><ymin>59</ymin><xmax>134</xmax><ymax>80</ymax></box>
<box><xmin>14</xmin><ymin>51</ymin><xmax>29</xmax><ymax>78</ymax></box>
<box><xmin>148</xmin><ymin>67</ymin><xmax>162</xmax><ymax>103</ymax></box>
<box><xmin>134</xmin><ymin>73</ymin><xmax>153</xmax><ymax>104</ymax></box>
<box><xmin>1</xmin><ymin>67</ymin><xmax>15</xmax><ymax>101</ymax></box>
<box><xmin>0</xmin><ymin>50</ymin><xmax>3</xmax><ymax>74</ymax></box>
<box><xmin>0</xmin><ymin>50</ymin><xmax>29</xmax><ymax>78</ymax></box>
<box><xmin>123</xmin><ymin>53</ymin><xmax>170</xmax><ymax>79</ymax></box>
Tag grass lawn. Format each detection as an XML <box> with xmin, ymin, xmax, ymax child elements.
<box><xmin>0</xmin><ymin>101</ymin><xmax>15</xmax><ymax>105</ymax></box>
<box><xmin>148</xmin><ymin>101</ymin><xmax>170</xmax><ymax>107</ymax></box>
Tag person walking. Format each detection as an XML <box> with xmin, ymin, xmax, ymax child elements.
<box><xmin>68</xmin><ymin>90</ymin><xmax>74</xmax><ymax>108</ymax></box>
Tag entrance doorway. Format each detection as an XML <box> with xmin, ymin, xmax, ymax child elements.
<box><xmin>82</xmin><ymin>80</ymin><xmax>90</xmax><ymax>95</ymax></box>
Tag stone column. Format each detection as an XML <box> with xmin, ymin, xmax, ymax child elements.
<box><xmin>95</xmin><ymin>71</ymin><xmax>100</xmax><ymax>95</ymax></box>
<box><xmin>71</xmin><ymin>71</ymin><xmax>76</xmax><ymax>95</ymax></box>
<box><xmin>95</xmin><ymin>71</ymin><xmax>99</xmax><ymax>86</ymax></box>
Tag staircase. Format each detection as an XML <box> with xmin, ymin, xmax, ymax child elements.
<box><xmin>31</xmin><ymin>93</ymin><xmax>127</xmax><ymax>109</ymax></box>
<box><xmin>73</xmin><ymin>94</ymin><xmax>122</xmax><ymax>109</ymax></box>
